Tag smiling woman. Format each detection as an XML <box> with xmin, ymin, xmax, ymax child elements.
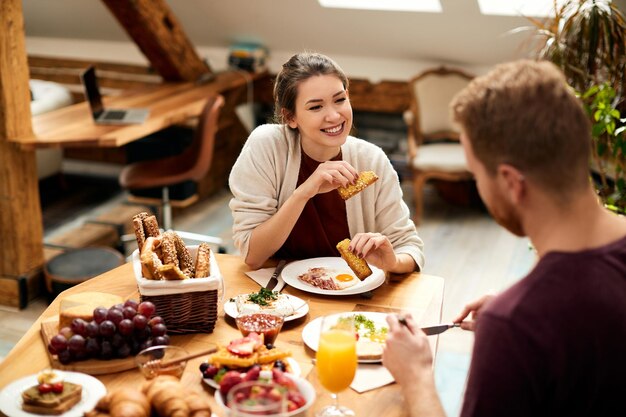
<box><xmin>229</xmin><ymin>52</ymin><xmax>424</xmax><ymax>275</ymax></box>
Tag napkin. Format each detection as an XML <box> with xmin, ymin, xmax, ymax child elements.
<box><xmin>245</xmin><ymin>268</ymin><xmax>286</xmax><ymax>292</ymax></box>
<box><xmin>350</xmin><ymin>364</ymin><xmax>395</xmax><ymax>393</ymax></box>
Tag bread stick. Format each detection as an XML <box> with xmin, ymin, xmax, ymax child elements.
<box><xmin>337</xmin><ymin>171</ymin><xmax>378</xmax><ymax>200</ymax></box>
<box><xmin>194</xmin><ymin>243</ymin><xmax>211</xmax><ymax>278</ymax></box>
<box><xmin>143</xmin><ymin>215</ymin><xmax>161</xmax><ymax>238</ymax></box>
<box><xmin>160</xmin><ymin>232</ymin><xmax>180</xmax><ymax>268</ymax></box>
<box><xmin>336</xmin><ymin>238</ymin><xmax>373</xmax><ymax>280</ymax></box>
<box><xmin>132</xmin><ymin>212</ymin><xmax>149</xmax><ymax>251</ymax></box>
<box><xmin>172</xmin><ymin>232</ymin><xmax>194</xmax><ymax>277</ymax></box>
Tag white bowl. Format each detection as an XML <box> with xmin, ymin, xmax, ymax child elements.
<box><xmin>214</xmin><ymin>373</ymin><xmax>315</xmax><ymax>417</ymax></box>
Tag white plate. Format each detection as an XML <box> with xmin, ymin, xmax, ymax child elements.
<box><xmin>301</xmin><ymin>312</ymin><xmax>389</xmax><ymax>363</ymax></box>
<box><xmin>281</xmin><ymin>257</ymin><xmax>385</xmax><ymax>295</ymax></box>
<box><xmin>203</xmin><ymin>357</ymin><xmax>301</xmax><ymax>389</ymax></box>
<box><xmin>0</xmin><ymin>371</ymin><xmax>107</xmax><ymax>417</ymax></box>
<box><xmin>224</xmin><ymin>294</ymin><xmax>309</xmax><ymax>322</ymax></box>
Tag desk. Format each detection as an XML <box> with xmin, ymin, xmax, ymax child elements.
<box><xmin>10</xmin><ymin>70</ymin><xmax>268</xmax><ymax>150</ymax></box>
<box><xmin>0</xmin><ymin>254</ymin><xmax>444</xmax><ymax>417</ymax></box>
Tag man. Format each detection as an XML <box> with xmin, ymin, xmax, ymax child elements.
<box><xmin>383</xmin><ymin>60</ymin><xmax>626</xmax><ymax>417</ymax></box>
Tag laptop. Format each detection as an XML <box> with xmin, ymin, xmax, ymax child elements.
<box><xmin>81</xmin><ymin>66</ymin><xmax>149</xmax><ymax>125</ymax></box>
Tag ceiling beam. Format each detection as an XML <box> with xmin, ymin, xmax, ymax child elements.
<box><xmin>101</xmin><ymin>0</ymin><xmax>211</xmax><ymax>82</ymax></box>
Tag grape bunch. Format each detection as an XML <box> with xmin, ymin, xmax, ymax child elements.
<box><xmin>47</xmin><ymin>300</ymin><xmax>169</xmax><ymax>364</ymax></box>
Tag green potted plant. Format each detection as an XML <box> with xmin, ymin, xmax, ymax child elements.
<box><xmin>524</xmin><ymin>0</ymin><xmax>626</xmax><ymax>213</ymax></box>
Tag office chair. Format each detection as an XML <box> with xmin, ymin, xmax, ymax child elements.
<box><xmin>119</xmin><ymin>95</ymin><xmax>225</xmax><ymax>250</ymax></box>
<box><xmin>405</xmin><ymin>66</ymin><xmax>475</xmax><ymax>224</ymax></box>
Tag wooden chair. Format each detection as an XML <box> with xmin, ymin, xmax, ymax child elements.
<box><xmin>119</xmin><ymin>95</ymin><xmax>225</xmax><ymax>250</ymax></box>
<box><xmin>405</xmin><ymin>66</ymin><xmax>475</xmax><ymax>224</ymax></box>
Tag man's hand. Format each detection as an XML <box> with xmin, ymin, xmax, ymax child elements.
<box><xmin>453</xmin><ymin>294</ymin><xmax>497</xmax><ymax>331</ymax></box>
<box><xmin>382</xmin><ymin>314</ymin><xmax>433</xmax><ymax>386</ymax></box>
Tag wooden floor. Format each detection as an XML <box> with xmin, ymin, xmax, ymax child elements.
<box><xmin>0</xmin><ymin>179</ymin><xmax>535</xmax><ymax>417</ymax></box>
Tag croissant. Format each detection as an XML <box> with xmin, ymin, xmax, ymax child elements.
<box><xmin>90</xmin><ymin>389</ymin><xmax>150</xmax><ymax>417</ymax></box>
<box><xmin>186</xmin><ymin>392</ymin><xmax>212</xmax><ymax>417</ymax></box>
<box><xmin>143</xmin><ymin>376</ymin><xmax>189</xmax><ymax>417</ymax></box>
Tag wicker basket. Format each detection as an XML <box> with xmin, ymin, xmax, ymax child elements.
<box><xmin>132</xmin><ymin>246</ymin><xmax>222</xmax><ymax>334</ymax></box>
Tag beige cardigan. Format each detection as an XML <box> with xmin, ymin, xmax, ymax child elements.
<box><xmin>229</xmin><ymin>124</ymin><xmax>425</xmax><ymax>270</ymax></box>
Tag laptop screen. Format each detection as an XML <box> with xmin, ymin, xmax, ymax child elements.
<box><xmin>80</xmin><ymin>66</ymin><xmax>104</xmax><ymax>117</ymax></box>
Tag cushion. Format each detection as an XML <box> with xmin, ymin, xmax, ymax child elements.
<box><xmin>411</xmin><ymin>143</ymin><xmax>469</xmax><ymax>172</ymax></box>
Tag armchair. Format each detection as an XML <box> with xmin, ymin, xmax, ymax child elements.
<box><xmin>405</xmin><ymin>66</ymin><xmax>474</xmax><ymax>224</ymax></box>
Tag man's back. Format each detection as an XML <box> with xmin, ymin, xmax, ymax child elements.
<box><xmin>461</xmin><ymin>235</ymin><xmax>626</xmax><ymax>417</ymax></box>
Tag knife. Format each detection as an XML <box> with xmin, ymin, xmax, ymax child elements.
<box><xmin>265</xmin><ymin>260</ymin><xmax>286</xmax><ymax>291</ymax></box>
<box><xmin>397</xmin><ymin>315</ymin><xmax>461</xmax><ymax>336</ymax></box>
<box><xmin>420</xmin><ymin>323</ymin><xmax>460</xmax><ymax>336</ymax></box>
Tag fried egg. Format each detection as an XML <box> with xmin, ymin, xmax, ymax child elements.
<box><xmin>327</xmin><ymin>269</ymin><xmax>359</xmax><ymax>290</ymax></box>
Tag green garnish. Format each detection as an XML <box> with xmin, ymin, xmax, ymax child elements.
<box><xmin>337</xmin><ymin>314</ymin><xmax>388</xmax><ymax>341</ymax></box>
<box><xmin>213</xmin><ymin>367</ymin><xmax>227</xmax><ymax>383</ymax></box>
<box><xmin>246</xmin><ymin>288</ymin><xmax>279</xmax><ymax>306</ymax></box>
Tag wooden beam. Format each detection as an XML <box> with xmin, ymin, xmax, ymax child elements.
<box><xmin>101</xmin><ymin>0</ymin><xmax>211</xmax><ymax>82</ymax></box>
<box><xmin>0</xmin><ymin>0</ymin><xmax>44</xmax><ymax>285</ymax></box>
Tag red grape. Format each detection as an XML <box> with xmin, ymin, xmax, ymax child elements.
<box><xmin>59</xmin><ymin>327</ymin><xmax>73</xmax><ymax>339</ymax></box>
<box><xmin>123</xmin><ymin>306</ymin><xmax>137</xmax><ymax>319</ymax></box>
<box><xmin>99</xmin><ymin>340</ymin><xmax>113</xmax><ymax>360</ymax></box>
<box><xmin>47</xmin><ymin>343</ymin><xmax>58</xmax><ymax>355</ymax></box>
<box><xmin>137</xmin><ymin>301</ymin><xmax>156</xmax><ymax>318</ymax></box>
<box><xmin>151</xmin><ymin>323</ymin><xmax>167</xmax><ymax>337</ymax></box>
<box><xmin>93</xmin><ymin>307</ymin><xmax>108</xmax><ymax>324</ymax></box>
<box><xmin>50</xmin><ymin>334</ymin><xmax>68</xmax><ymax>352</ymax></box>
<box><xmin>152</xmin><ymin>335</ymin><xmax>168</xmax><ymax>346</ymax></box>
<box><xmin>106</xmin><ymin>308</ymin><xmax>124</xmax><ymax>325</ymax></box>
<box><xmin>85</xmin><ymin>338</ymin><xmax>100</xmax><ymax>357</ymax></box>
<box><xmin>67</xmin><ymin>334</ymin><xmax>86</xmax><ymax>354</ymax></box>
<box><xmin>124</xmin><ymin>299</ymin><xmax>139</xmax><ymax>310</ymax></box>
<box><xmin>99</xmin><ymin>320</ymin><xmax>116</xmax><ymax>338</ymax></box>
<box><xmin>118</xmin><ymin>319</ymin><xmax>134</xmax><ymax>336</ymax></box>
<box><xmin>148</xmin><ymin>316</ymin><xmax>164</xmax><ymax>327</ymax></box>
<box><xmin>116</xmin><ymin>343</ymin><xmax>131</xmax><ymax>358</ymax></box>
<box><xmin>85</xmin><ymin>321</ymin><xmax>99</xmax><ymax>338</ymax></box>
<box><xmin>57</xmin><ymin>350</ymin><xmax>71</xmax><ymax>364</ymax></box>
<box><xmin>70</xmin><ymin>318</ymin><xmax>88</xmax><ymax>336</ymax></box>
<box><xmin>133</xmin><ymin>314</ymin><xmax>148</xmax><ymax>330</ymax></box>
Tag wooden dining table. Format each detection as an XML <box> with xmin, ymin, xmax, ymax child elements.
<box><xmin>0</xmin><ymin>254</ymin><xmax>444</xmax><ymax>417</ymax></box>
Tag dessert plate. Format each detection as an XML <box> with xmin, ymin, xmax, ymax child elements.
<box><xmin>0</xmin><ymin>371</ymin><xmax>106</xmax><ymax>417</ymax></box>
<box><xmin>281</xmin><ymin>257</ymin><xmax>385</xmax><ymax>296</ymax></box>
<box><xmin>224</xmin><ymin>294</ymin><xmax>309</xmax><ymax>322</ymax></box>
<box><xmin>202</xmin><ymin>357</ymin><xmax>301</xmax><ymax>389</ymax></box>
<box><xmin>301</xmin><ymin>312</ymin><xmax>389</xmax><ymax>363</ymax></box>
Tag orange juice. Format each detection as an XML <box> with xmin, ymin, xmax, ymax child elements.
<box><xmin>316</xmin><ymin>329</ymin><xmax>357</xmax><ymax>393</ymax></box>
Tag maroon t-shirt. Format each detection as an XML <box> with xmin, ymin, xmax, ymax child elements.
<box><xmin>461</xmin><ymin>235</ymin><xmax>626</xmax><ymax>417</ymax></box>
<box><xmin>274</xmin><ymin>150</ymin><xmax>350</xmax><ymax>260</ymax></box>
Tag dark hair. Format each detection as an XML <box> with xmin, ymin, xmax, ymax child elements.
<box><xmin>273</xmin><ymin>52</ymin><xmax>349</xmax><ymax>125</ymax></box>
<box><xmin>451</xmin><ymin>59</ymin><xmax>591</xmax><ymax>195</ymax></box>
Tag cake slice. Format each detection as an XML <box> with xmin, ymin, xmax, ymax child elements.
<box><xmin>21</xmin><ymin>381</ymin><xmax>82</xmax><ymax>415</ymax></box>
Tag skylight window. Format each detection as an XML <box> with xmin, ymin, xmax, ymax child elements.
<box><xmin>477</xmin><ymin>0</ymin><xmax>568</xmax><ymax>17</ymax></box>
<box><xmin>318</xmin><ymin>0</ymin><xmax>442</xmax><ymax>13</ymax></box>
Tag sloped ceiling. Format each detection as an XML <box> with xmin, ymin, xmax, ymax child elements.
<box><xmin>22</xmin><ymin>0</ymin><xmax>626</xmax><ymax>69</ymax></box>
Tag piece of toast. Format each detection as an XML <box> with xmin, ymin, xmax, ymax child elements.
<box><xmin>337</xmin><ymin>171</ymin><xmax>378</xmax><ymax>200</ymax></box>
<box><xmin>336</xmin><ymin>238</ymin><xmax>373</xmax><ymax>280</ymax></box>
<box><xmin>22</xmin><ymin>382</ymin><xmax>82</xmax><ymax>415</ymax></box>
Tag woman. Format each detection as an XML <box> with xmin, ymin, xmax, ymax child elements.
<box><xmin>229</xmin><ymin>52</ymin><xmax>424</xmax><ymax>273</ymax></box>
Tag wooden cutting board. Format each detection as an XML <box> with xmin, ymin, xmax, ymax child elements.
<box><xmin>40</xmin><ymin>319</ymin><xmax>136</xmax><ymax>375</ymax></box>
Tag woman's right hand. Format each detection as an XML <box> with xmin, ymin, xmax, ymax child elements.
<box><xmin>296</xmin><ymin>160</ymin><xmax>358</xmax><ymax>199</ymax></box>
<box><xmin>453</xmin><ymin>294</ymin><xmax>496</xmax><ymax>331</ymax></box>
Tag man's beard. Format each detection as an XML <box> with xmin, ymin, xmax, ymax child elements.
<box><xmin>488</xmin><ymin>198</ymin><xmax>525</xmax><ymax>237</ymax></box>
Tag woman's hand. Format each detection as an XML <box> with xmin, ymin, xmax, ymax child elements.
<box><xmin>349</xmin><ymin>232</ymin><xmax>397</xmax><ymax>271</ymax></box>
<box><xmin>296</xmin><ymin>161</ymin><xmax>358</xmax><ymax>200</ymax></box>
<box><xmin>453</xmin><ymin>293</ymin><xmax>497</xmax><ymax>331</ymax></box>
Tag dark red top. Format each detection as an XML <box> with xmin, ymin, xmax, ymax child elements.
<box><xmin>274</xmin><ymin>149</ymin><xmax>350</xmax><ymax>260</ymax></box>
<box><xmin>461</xmin><ymin>235</ymin><xmax>626</xmax><ymax>417</ymax></box>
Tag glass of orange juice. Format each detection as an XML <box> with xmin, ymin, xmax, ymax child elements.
<box><xmin>315</xmin><ymin>314</ymin><xmax>357</xmax><ymax>417</ymax></box>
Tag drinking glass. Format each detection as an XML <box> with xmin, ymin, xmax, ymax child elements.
<box><xmin>315</xmin><ymin>314</ymin><xmax>357</xmax><ymax>417</ymax></box>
